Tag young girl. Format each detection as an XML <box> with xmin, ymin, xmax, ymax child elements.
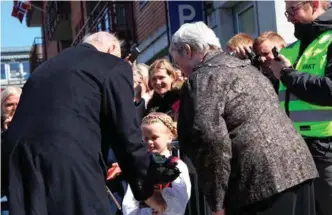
<box><xmin>122</xmin><ymin>112</ymin><xmax>191</xmax><ymax>215</ymax></box>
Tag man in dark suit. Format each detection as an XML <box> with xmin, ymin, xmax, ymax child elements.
<box><xmin>1</xmin><ymin>32</ymin><xmax>165</xmax><ymax>215</ymax></box>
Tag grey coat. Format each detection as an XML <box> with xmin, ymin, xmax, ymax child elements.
<box><xmin>177</xmin><ymin>51</ymin><xmax>318</xmax><ymax>212</ymax></box>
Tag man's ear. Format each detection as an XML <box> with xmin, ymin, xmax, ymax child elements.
<box><xmin>107</xmin><ymin>45</ymin><xmax>116</xmax><ymax>54</ymax></box>
<box><xmin>184</xmin><ymin>44</ymin><xmax>192</xmax><ymax>57</ymax></box>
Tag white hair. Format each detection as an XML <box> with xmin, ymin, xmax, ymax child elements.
<box><xmin>82</xmin><ymin>31</ymin><xmax>120</xmax><ymax>46</ymax></box>
<box><xmin>169</xmin><ymin>21</ymin><xmax>222</xmax><ymax>55</ymax></box>
<box><xmin>1</xmin><ymin>86</ymin><xmax>22</xmax><ymax>114</ymax></box>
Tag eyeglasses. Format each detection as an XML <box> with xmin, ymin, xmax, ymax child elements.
<box><xmin>284</xmin><ymin>1</ymin><xmax>310</xmax><ymax>18</ymax></box>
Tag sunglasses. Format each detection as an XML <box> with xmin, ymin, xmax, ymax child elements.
<box><xmin>284</xmin><ymin>1</ymin><xmax>310</xmax><ymax>18</ymax></box>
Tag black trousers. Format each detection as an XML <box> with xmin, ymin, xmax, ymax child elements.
<box><xmin>229</xmin><ymin>180</ymin><xmax>316</xmax><ymax>215</ymax></box>
<box><xmin>305</xmin><ymin>137</ymin><xmax>332</xmax><ymax>215</ymax></box>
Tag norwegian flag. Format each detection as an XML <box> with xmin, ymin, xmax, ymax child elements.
<box><xmin>11</xmin><ymin>0</ymin><xmax>31</xmax><ymax>23</ymax></box>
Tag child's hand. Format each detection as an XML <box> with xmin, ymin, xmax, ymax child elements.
<box><xmin>144</xmin><ymin>191</ymin><xmax>167</xmax><ymax>214</ymax></box>
<box><xmin>107</xmin><ymin>163</ymin><xmax>122</xmax><ymax>180</ymax></box>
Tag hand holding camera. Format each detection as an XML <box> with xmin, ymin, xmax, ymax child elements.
<box><xmin>268</xmin><ymin>46</ymin><xmax>292</xmax><ymax>79</ymax></box>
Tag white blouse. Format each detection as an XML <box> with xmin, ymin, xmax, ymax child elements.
<box><xmin>122</xmin><ymin>159</ymin><xmax>191</xmax><ymax>215</ymax></box>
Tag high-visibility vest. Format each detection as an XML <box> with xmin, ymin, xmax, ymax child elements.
<box><xmin>278</xmin><ymin>30</ymin><xmax>332</xmax><ymax>138</ymax></box>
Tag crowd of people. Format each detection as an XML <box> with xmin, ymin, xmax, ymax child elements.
<box><xmin>1</xmin><ymin>1</ymin><xmax>331</xmax><ymax>215</ymax></box>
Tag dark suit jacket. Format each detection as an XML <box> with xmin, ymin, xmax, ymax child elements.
<box><xmin>2</xmin><ymin>44</ymin><xmax>153</xmax><ymax>214</ymax></box>
<box><xmin>178</xmin><ymin>51</ymin><xmax>319</xmax><ymax>212</ymax></box>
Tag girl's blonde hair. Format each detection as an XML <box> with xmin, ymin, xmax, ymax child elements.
<box><xmin>148</xmin><ymin>58</ymin><xmax>183</xmax><ymax>90</ymax></box>
<box><xmin>142</xmin><ymin>112</ymin><xmax>177</xmax><ymax>138</ymax></box>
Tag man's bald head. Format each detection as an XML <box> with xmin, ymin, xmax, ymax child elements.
<box><xmin>83</xmin><ymin>32</ymin><xmax>122</xmax><ymax>58</ymax></box>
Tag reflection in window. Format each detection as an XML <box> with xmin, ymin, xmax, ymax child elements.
<box><xmin>1</xmin><ymin>64</ymin><xmax>6</xmax><ymax>80</ymax></box>
<box><xmin>97</xmin><ymin>22</ymin><xmax>102</xmax><ymax>32</ymax></box>
<box><xmin>22</xmin><ymin>61</ymin><xmax>30</xmax><ymax>80</ymax></box>
<box><xmin>104</xmin><ymin>11</ymin><xmax>110</xmax><ymax>32</ymax></box>
<box><xmin>9</xmin><ymin>62</ymin><xmax>21</xmax><ymax>80</ymax></box>
<box><xmin>238</xmin><ymin>6</ymin><xmax>256</xmax><ymax>35</ymax></box>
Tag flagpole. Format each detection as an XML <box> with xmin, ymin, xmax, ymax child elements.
<box><xmin>29</xmin><ymin>2</ymin><xmax>46</xmax><ymax>13</ymax></box>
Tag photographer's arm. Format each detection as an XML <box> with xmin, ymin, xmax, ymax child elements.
<box><xmin>270</xmin><ymin>44</ymin><xmax>332</xmax><ymax>106</ymax></box>
<box><xmin>280</xmin><ymin>66</ymin><xmax>332</xmax><ymax>106</ymax></box>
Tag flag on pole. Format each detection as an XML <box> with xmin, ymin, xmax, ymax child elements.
<box><xmin>11</xmin><ymin>0</ymin><xmax>31</xmax><ymax>23</ymax></box>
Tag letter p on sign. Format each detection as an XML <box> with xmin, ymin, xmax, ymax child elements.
<box><xmin>178</xmin><ymin>5</ymin><xmax>196</xmax><ymax>25</ymax></box>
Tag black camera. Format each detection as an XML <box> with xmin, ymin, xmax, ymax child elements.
<box><xmin>128</xmin><ymin>45</ymin><xmax>141</xmax><ymax>63</ymax></box>
<box><xmin>228</xmin><ymin>48</ymin><xmax>262</xmax><ymax>69</ymax></box>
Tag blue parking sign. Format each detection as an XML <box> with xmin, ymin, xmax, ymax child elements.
<box><xmin>167</xmin><ymin>1</ymin><xmax>204</xmax><ymax>36</ymax></box>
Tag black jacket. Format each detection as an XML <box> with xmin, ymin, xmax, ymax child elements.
<box><xmin>1</xmin><ymin>44</ymin><xmax>153</xmax><ymax>215</ymax></box>
<box><xmin>145</xmin><ymin>89</ymin><xmax>181</xmax><ymax>118</ymax></box>
<box><xmin>281</xmin><ymin>8</ymin><xmax>332</xmax><ymax>107</ymax></box>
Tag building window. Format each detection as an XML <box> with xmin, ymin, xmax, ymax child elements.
<box><xmin>116</xmin><ymin>4</ymin><xmax>126</xmax><ymax>26</ymax></box>
<box><xmin>22</xmin><ymin>61</ymin><xmax>30</xmax><ymax>80</ymax></box>
<box><xmin>104</xmin><ymin>11</ymin><xmax>110</xmax><ymax>32</ymax></box>
<box><xmin>97</xmin><ymin>22</ymin><xmax>102</xmax><ymax>31</ymax></box>
<box><xmin>9</xmin><ymin>62</ymin><xmax>21</xmax><ymax>80</ymax></box>
<box><xmin>1</xmin><ymin>64</ymin><xmax>6</xmax><ymax>80</ymax></box>
<box><xmin>234</xmin><ymin>2</ymin><xmax>258</xmax><ymax>38</ymax></box>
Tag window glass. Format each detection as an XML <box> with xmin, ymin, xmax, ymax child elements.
<box><xmin>237</xmin><ymin>5</ymin><xmax>256</xmax><ymax>35</ymax></box>
<box><xmin>104</xmin><ymin>11</ymin><xmax>110</xmax><ymax>31</ymax></box>
<box><xmin>117</xmin><ymin>5</ymin><xmax>126</xmax><ymax>26</ymax></box>
<box><xmin>9</xmin><ymin>62</ymin><xmax>21</xmax><ymax>80</ymax></box>
<box><xmin>1</xmin><ymin>64</ymin><xmax>6</xmax><ymax>80</ymax></box>
<box><xmin>22</xmin><ymin>61</ymin><xmax>30</xmax><ymax>80</ymax></box>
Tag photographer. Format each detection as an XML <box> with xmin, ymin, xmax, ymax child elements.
<box><xmin>254</xmin><ymin>31</ymin><xmax>286</xmax><ymax>92</ymax></box>
<box><xmin>269</xmin><ymin>1</ymin><xmax>332</xmax><ymax>214</ymax></box>
<box><xmin>227</xmin><ymin>33</ymin><xmax>262</xmax><ymax>70</ymax></box>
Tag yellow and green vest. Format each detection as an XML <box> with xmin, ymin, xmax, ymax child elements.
<box><xmin>278</xmin><ymin>30</ymin><xmax>332</xmax><ymax>138</ymax></box>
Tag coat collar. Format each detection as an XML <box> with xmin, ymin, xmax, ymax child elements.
<box><xmin>193</xmin><ymin>50</ymin><xmax>250</xmax><ymax>73</ymax></box>
<box><xmin>80</xmin><ymin>43</ymin><xmax>98</xmax><ymax>51</ymax></box>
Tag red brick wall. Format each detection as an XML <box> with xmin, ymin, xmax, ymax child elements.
<box><xmin>133</xmin><ymin>1</ymin><xmax>166</xmax><ymax>42</ymax></box>
<box><xmin>46</xmin><ymin>42</ymin><xmax>59</xmax><ymax>59</ymax></box>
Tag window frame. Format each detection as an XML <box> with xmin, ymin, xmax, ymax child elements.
<box><xmin>234</xmin><ymin>1</ymin><xmax>259</xmax><ymax>38</ymax></box>
<box><xmin>8</xmin><ymin>62</ymin><xmax>22</xmax><ymax>80</ymax></box>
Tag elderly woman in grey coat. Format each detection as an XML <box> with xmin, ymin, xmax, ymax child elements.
<box><xmin>170</xmin><ymin>21</ymin><xmax>318</xmax><ymax>215</ymax></box>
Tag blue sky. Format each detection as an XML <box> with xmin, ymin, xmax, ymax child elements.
<box><xmin>1</xmin><ymin>0</ymin><xmax>41</xmax><ymax>48</ymax></box>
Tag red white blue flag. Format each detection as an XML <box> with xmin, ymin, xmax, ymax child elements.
<box><xmin>11</xmin><ymin>0</ymin><xmax>31</xmax><ymax>23</ymax></box>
